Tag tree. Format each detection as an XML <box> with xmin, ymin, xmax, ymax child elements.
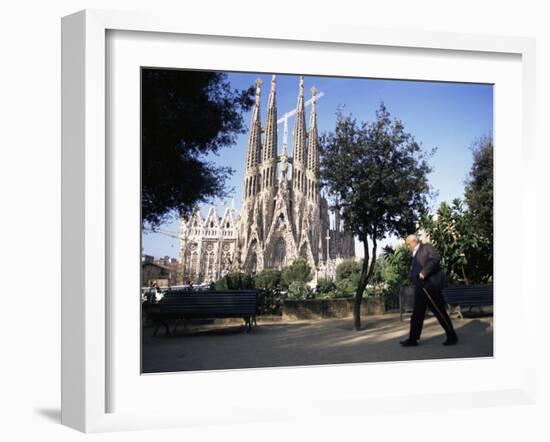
<box><xmin>381</xmin><ymin>244</ymin><xmax>412</xmax><ymax>288</ymax></box>
<box><xmin>421</xmin><ymin>199</ymin><xmax>492</xmax><ymax>284</ymax></box>
<box><xmin>464</xmin><ymin>135</ymin><xmax>493</xmax><ymax>276</ymax></box>
<box><xmin>320</xmin><ymin>103</ymin><xmax>434</xmax><ymax>330</ymax></box>
<box><xmin>281</xmin><ymin>258</ymin><xmax>312</xmax><ymax>288</ymax></box>
<box><xmin>142</xmin><ymin>69</ymin><xmax>254</xmax><ymax>227</ymax></box>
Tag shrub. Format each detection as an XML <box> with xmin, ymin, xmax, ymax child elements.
<box><xmin>316</xmin><ymin>278</ymin><xmax>336</xmax><ymax>295</ymax></box>
<box><xmin>253</xmin><ymin>269</ymin><xmax>282</xmax><ymax>290</ymax></box>
<box><xmin>287</xmin><ymin>281</ymin><xmax>312</xmax><ymax>300</ymax></box>
<box><xmin>254</xmin><ymin>269</ymin><xmax>283</xmax><ymax>316</ymax></box>
<box><xmin>281</xmin><ymin>258</ymin><xmax>312</xmax><ymax>288</ymax></box>
<box><xmin>214</xmin><ymin>272</ymin><xmax>254</xmax><ymax>290</ymax></box>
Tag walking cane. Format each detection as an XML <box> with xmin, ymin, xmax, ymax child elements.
<box><xmin>420</xmin><ymin>284</ymin><xmax>454</xmax><ymax>333</ymax></box>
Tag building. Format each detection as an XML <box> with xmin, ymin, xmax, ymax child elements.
<box><xmin>142</xmin><ymin>262</ymin><xmax>172</xmax><ymax>287</ymax></box>
<box><xmin>179</xmin><ymin>75</ymin><xmax>355</xmax><ymax>284</ymax></box>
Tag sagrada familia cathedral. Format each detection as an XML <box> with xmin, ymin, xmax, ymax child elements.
<box><xmin>178</xmin><ymin>75</ymin><xmax>355</xmax><ymax>285</ymax></box>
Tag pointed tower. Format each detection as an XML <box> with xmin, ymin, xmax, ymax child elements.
<box><xmin>291</xmin><ymin>76</ymin><xmax>307</xmax><ymax>194</ymax></box>
<box><xmin>262</xmin><ymin>75</ymin><xmax>277</xmax><ymax>188</ymax></box>
<box><xmin>260</xmin><ymin>75</ymin><xmax>278</xmax><ymax>239</ymax></box>
<box><xmin>244</xmin><ymin>78</ymin><xmax>263</xmax><ymax>200</ymax></box>
<box><xmin>291</xmin><ymin>76</ymin><xmax>307</xmax><ymax>242</ymax></box>
<box><xmin>306</xmin><ymin>86</ymin><xmax>320</xmax><ymax>203</ymax></box>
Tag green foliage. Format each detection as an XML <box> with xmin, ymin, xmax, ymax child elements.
<box><xmin>253</xmin><ymin>269</ymin><xmax>282</xmax><ymax>290</ymax></box>
<box><xmin>464</xmin><ymin>135</ymin><xmax>493</xmax><ymax>242</ymax></box>
<box><xmin>281</xmin><ymin>258</ymin><xmax>312</xmax><ymax>288</ymax></box>
<box><xmin>320</xmin><ymin>103</ymin><xmax>434</xmax><ymax>244</ymax></box>
<box><xmin>254</xmin><ymin>269</ymin><xmax>284</xmax><ymax>315</ymax></box>
<box><xmin>421</xmin><ymin>199</ymin><xmax>492</xmax><ymax>284</ymax></box>
<box><xmin>315</xmin><ymin>278</ymin><xmax>336</xmax><ymax>295</ymax></box>
<box><xmin>334</xmin><ymin>259</ymin><xmax>362</xmax><ymax>297</ymax></box>
<box><xmin>382</xmin><ymin>244</ymin><xmax>412</xmax><ymax>287</ymax></box>
<box><xmin>420</xmin><ymin>136</ymin><xmax>493</xmax><ymax>284</ymax></box>
<box><xmin>256</xmin><ymin>289</ymin><xmax>283</xmax><ymax>316</ymax></box>
<box><xmin>213</xmin><ymin>272</ymin><xmax>254</xmax><ymax>290</ymax></box>
<box><xmin>141</xmin><ymin>69</ymin><xmax>254</xmax><ymax>227</ymax></box>
<box><xmin>335</xmin><ymin>259</ymin><xmax>362</xmax><ymax>282</ymax></box>
<box><xmin>287</xmin><ymin>281</ymin><xmax>312</xmax><ymax>300</ymax></box>
<box><xmin>320</xmin><ymin>103</ymin><xmax>434</xmax><ymax>329</ymax></box>
<box><xmin>464</xmin><ymin>135</ymin><xmax>493</xmax><ymax>279</ymax></box>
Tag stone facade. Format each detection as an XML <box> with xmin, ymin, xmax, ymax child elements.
<box><xmin>179</xmin><ymin>75</ymin><xmax>355</xmax><ymax>284</ymax></box>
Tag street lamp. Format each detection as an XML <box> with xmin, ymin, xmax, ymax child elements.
<box><xmin>325</xmin><ymin>229</ymin><xmax>331</xmax><ymax>279</ymax></box>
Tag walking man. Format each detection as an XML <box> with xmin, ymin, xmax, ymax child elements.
<box><xmin>400</xmin><ymin>234</ymin><xmax>458</xmax><ymax>346</ymax></box>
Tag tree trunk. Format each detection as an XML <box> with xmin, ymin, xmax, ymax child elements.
<box><xmin>353</xmin><ymin>240</ymin><xmax>373</xmax><ymax>331</ymax></box>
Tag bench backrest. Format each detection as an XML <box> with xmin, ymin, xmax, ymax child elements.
<box><xmin>158</xmin><ymin>290</ymin><xmax>258</xmax><ymax>317</ymax></box>
<box><xmin>442</xmin><ymin>284</ymin><xmax>493</xmax><ymax>306</ymax></box>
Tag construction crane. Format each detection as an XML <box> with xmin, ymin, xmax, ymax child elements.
<box><xmin>143</xmin><ymin>228</ymin><xmax>182</xmax><ymax>241</ymax></box>
<box><xmin>277</xmin><ymin>90</ymin><xmax>324</xmax><ymax>155</ymax></box>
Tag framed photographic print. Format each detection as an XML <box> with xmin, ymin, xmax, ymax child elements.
<box><xmin>61</xmin><ymin>9</ymin><xmax>537</xmax><ymax>433</ymax></box>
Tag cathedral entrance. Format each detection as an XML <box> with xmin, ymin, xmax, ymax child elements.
<box><xmin>272</xmin><ymin>237</ymin><xmax>286</xmax><ymax>270</ymax></box>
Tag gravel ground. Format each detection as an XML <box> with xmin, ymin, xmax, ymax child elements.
<box><xmin>141</xmin><ymin>312</ymin><xmax>493</xmax><ymax>373</ymax></box>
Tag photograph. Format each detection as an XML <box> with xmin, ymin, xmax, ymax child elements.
<box><xmin>140</xmin><ymin>68</ymin><xmax>494</xmax><ymax>373</ymax></box>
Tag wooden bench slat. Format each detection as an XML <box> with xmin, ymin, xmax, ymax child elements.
<box><xmin>145</xmin><ymin>290</ymin><xmax>259</xmax><ymax>336</ymax></box>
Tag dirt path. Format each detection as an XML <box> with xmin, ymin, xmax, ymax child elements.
<box><xmin>142</xmin><ymin>313</ymin><xmax>493</xmax><ymax>373</ymax></box>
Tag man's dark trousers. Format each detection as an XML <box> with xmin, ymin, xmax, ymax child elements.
<box><xmin>409</xmin><ymin>281</ymin><xmax>457</xmax><ymax>341</ymax></box>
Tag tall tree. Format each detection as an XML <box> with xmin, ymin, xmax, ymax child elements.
<box><xmin>464</xmin><ymin>135</ymin><xmax>493</xmax><ymax>247</ymax></box>
<box><xmin>320</xmin><ymin>103</ymin><xmax>434</xmax><ymax>330</ymax></box>
<box><xmin>141</xmin><ymin>69</ymin><xmax>254</xmax><ymax>227</ymax></box>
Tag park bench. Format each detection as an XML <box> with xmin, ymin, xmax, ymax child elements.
<box><xmin>145</xmin><ymin>290</ymin><xmax>258</xmax><ymax>336</ymax></box>
<box><xmin>442</xmin><ymin>284</ymin><xmax>493</xmax><ymax>319</ymax></box>
<box><xmin>399</xmin><ymin>284</ymin><xmax>493</xmax><ymax>320</ymax></box>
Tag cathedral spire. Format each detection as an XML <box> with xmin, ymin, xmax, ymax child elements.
<box><xmin>263</xmin><ymin>75</ymin><xmax>277</xmax><ymax>163</ymax></box>
<box><xmin>260</xmin><ymin>75</ymin><xmax>277</xmax><ymax>194</ymax></box>
<box><xmin>292</xmin><ymin>76</ymin><xmax>307</xmax><ymax>193</ymax></box>
<box><xmin>245</xmin><ymin>78</ymin><xmax>262</xmax><ymax>172</ymax></box>
<box><xmin>243</xmin><ymin>78</ymin><xmax>262</xmax><ymax>200</ymax></box>
<box><xmin>307</xmin><ymin>86</ymin><xmax>319</xmax><ymax>174</ymax></box>
<box><xmin>306</xmin><ymin>86</ymin><xmax>320</xmax><ymax>202</ymax></box>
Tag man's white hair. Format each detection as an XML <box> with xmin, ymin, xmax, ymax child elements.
<box><xmin>406</xmin><ymin>234</ymin><xmax>420</xmax><ymax>243</ymax></box>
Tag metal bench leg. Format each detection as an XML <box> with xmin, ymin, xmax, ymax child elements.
<box><xmin>152</xmin><ymin>322</ymin><xmax>160</xmax><ymax>337</ymax></box>
<box><xmin>152</xmin><ymin>320</ymin><xmax>171</xmax><ymax>337</ymax></box>
<box><xmin>173</xmin><ymin>319</ymin><xmax>180</xmax><ymax>334</ymax></box>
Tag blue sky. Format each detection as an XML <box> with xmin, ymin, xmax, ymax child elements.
<box><xmin>142</xmin><ymin>71</ymin><xmax>493</xmax><ymax>259</ymax></box>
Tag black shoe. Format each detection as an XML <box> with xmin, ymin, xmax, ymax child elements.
<box><xmin>399</xmin><ymin>339</ymin><xmax>418</xmax><ymax>347</ymax></box>
<box><xmin>443</xmin><ymin>337</ymin><xmax>458</xmax><ymax>346</ymax></box>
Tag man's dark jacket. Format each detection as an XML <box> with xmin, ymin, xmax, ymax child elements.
<box><xmin>409</xmin><ymin>243</ymin><xmax>448</xmax><ymax>290</ymax></box>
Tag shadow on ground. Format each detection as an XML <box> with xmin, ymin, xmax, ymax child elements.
<box><xmin>142</xmin><ymin>313</ymin><xmax>493</xmax><ymax>374</ymax></box>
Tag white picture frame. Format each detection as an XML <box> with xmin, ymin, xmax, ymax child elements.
<box><xmin>61</xmin><ymin>9</ymin><xmax>537</xmax><ymax>433</ymax></box>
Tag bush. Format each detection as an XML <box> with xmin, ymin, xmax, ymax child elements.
<box><xmin>333</xmin><ymin>259</ymin><xmax>362</xmax><ymax>297</ymax></box>
<box><xmin>335</xmin><ymin>259</ymin><xmax>362</xmax><ymax>283</ymax></box>
<box><xmin>287</xmin><ymin>281</ymin><xmax>312</xmax><ymax>300</ymax></box>
<box><xmin>281</xmin><ymin>258</ymin><xmax>312</xmax><ymax>288</ymax></box>
<box><xmin>316</xmin><ymin>278</ymin><xmax>336</xmax><ymax>295</ymax></box>
<box><xmin>253</xmin><ymin>269</ymin><xmax>282</xmax><ymax>290</ymax></box>
<box><xmin>254</xmin><ymin>269</ymin><xmax>283</xmax><ymax>316</ymax></box>
<box><xmin>214</xmin><ymin>272</ymin><xmax>254</xmax><ymax>290</ymax></box>
<box><xmin>256</xmin><ymin>289</ymin><xmax>283</xmax><ymax>316</ymax></box>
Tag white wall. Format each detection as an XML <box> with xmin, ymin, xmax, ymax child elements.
<box><xmin>1</xmin><ymin>0</ymin><xmax>548</xmax><ymax>440</ymax></box>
